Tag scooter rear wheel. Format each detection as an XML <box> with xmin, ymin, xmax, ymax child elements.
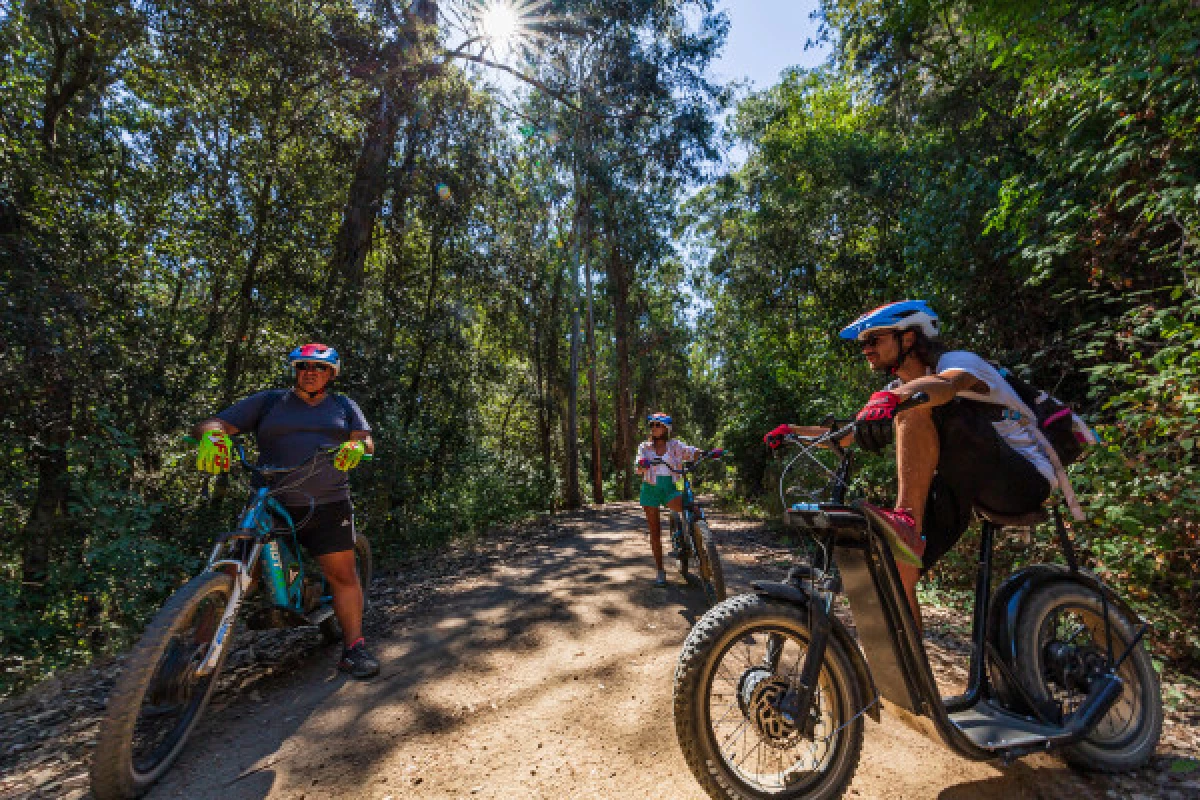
<box><xmin>674</xmin><ymin>594</ymin><xmax>864</xmax><ymax>800</ymax></box>
<box><xmin>1012</xmin><ymin>581</ymin><xmax>1162</xmax><ymax>772</ymax></box>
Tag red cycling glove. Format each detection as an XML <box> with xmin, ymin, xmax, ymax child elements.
<box><xmin>854</xmin><ymin>391</ymin><xmax>902</xmax><ymax>452</ymax></box>
<box><xmin>763</xmin><ymin>424</ymin><xmax>792</xmax><ymax>449</ymax></box>
<box><xmin>856</xmin><ymin>391</ymin><xmax>901</xmax><ymax>423</ymax></box>
<box><xmin>637</xmin><ymin>457</ymin><xmax>652</xmax><ymax>470</ymax></box>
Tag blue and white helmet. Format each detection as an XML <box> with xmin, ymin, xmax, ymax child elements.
<box><xmin>838</xmin><ymin>300</ymin><xmax>940</xmax><ymax>341</ymax></box>
<box><xmin>647</xmin><ymin>412</ymin><xmax>673</xmax><ymax>436</ymax></box>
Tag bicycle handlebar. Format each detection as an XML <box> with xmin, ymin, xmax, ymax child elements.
<box><xmin>181</xmin><ymin>435</ymin><xmax>374</xmax><ymax>475</ymax></box>
<box><xmin>642</xmin><ymin>448</ymin><xmax>725</xmax><ymax>475</ymax></box>
<box><xmin>781</xmin><ymin>392</ymin><xmax>931</xmax><ymax>449</ymax></box>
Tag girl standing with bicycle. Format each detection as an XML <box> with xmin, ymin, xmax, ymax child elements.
<box><xmin>637</xmin><ymin>412</ymin><xmax>701</xmax><ymax>587</ymax></box>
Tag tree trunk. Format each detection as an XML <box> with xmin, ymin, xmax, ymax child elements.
<box><xmin>324</xmin><ymin>86</ymin><xmax>407</xmax><ymax>331</ymax></box>
<box><xmin>606</xmin><ymin>227</ymin><xmax>635</xmax><ymax>500</ymax></box>
<box><xmin>220</xmin><ymin>174</ymin><xmax>274</xmax><ymax>406</ymax></box>
<box><xmin>583</xmin><ymin>205</ymin><xmax>603</xmax><ymax>504</ymax></box>
<box><xmin>402</xmin><ymin>225</ymin><xmax>443</xmax><ymax>431</ymax></box>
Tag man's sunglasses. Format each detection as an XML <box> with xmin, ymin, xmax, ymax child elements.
<box><xmin>859</xmin><ymin>331</ymin><xmax>897</xmax><ymax>348</ymax></box>
<box><xmin>295</xmin><ymin>363</ymin><xmax>331</xmax><ymax>372</ymax></box>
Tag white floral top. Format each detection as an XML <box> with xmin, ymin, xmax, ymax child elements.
<box><xmin>636</xmin><ymin>438</ymin><xmax>700</xmax><ymax>484</ymax></box>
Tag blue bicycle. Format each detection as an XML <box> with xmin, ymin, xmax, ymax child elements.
<box><xmin>648</xmin><ymin>450</ymin><xmax>728</xmax><ymax>606</ymax></box>
<box><xmin>91</xmin><ymin>440</ymin><xmax>372</xmax><ymax>799</ymax></box>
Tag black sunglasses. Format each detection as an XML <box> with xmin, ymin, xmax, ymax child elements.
<box><xmin>295</xmin><ymin>363</ymin><xmax>331</xmax><ymax>372</ymax></box>
<box><xmin>859</xmin><ymin>331</ymin><xmax>897</xmax><ymax>348</ymax></box>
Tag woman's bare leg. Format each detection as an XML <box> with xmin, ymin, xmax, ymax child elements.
<box><xmin>643</xmin><ymin>506</ymin><xmax>664</xmax><ymax>570</ymax></box>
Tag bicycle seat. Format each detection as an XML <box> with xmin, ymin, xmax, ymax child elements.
<box><xmin>974</xmin><ymin>505</ymin><xmax>1047</xmax><ymax>528</ymax></box>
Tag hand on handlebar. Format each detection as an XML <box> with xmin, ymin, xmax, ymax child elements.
<box><xmin>763</xmin><ymin>424</ymin><xmax>792</xmax><ymax>449</ymax></box>
<box><xmin>195</xmin><ymin>430</ymin><xmax>233</xmax><ymax>475</ymax></box>
<box><xmin>853</xmin><ymin>390</ymin><xmax>911</xmax><ymax>452</ymax></box>
<box><xmin>333</xmin><ymin>440</ymin><xmax>367</xmax><ymax>471</ymax></box>
<box><xmin>637</xmin><ymin>457</ymin><xmax>653</xmax><ymax>470</ymax></box>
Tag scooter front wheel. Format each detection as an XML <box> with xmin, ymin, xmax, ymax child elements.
<box><xmin>673</xmin><ymin>594</ymin><xmax>864</xmax><ymax>800</ymax></box>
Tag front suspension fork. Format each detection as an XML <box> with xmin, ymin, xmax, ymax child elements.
<box><xmin>197</xmin><ymin>541</ymin><xmax>262</xmax><ymax>675</ymax></box>
<box><xmin>773</xmin><ymin>594</ymin><xmax>833</xmax><ymax>737</ymax></box>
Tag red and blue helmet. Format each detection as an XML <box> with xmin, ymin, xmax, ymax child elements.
<box><xmin>288</xmin><ymin>343</ymin><xmax>341</xmax><ymax>376</ymax></box>
<box><xmin>839</xmin><ymin>300</ymin><xmax>940</xmax><ymax>342</ymax></box>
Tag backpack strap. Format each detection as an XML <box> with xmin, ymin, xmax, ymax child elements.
<box><xmin>252</xmin><ymin>389</ymin><xmax>290</xmax><ymax>433</ymax></box>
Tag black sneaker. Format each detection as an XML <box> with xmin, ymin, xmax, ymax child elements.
<box><xmin>338</xmin><ymin>639</ymin><xmax>380</xmax><ymax>679</ymax></box>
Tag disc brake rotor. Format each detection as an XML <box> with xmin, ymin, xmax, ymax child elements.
<box><xmin>737</xmin><ymin>667</ymin><xmax>802</xmax><ymax>750</ymax></box>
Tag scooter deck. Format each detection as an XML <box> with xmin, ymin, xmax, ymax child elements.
<box><xmin>948</xmin><ymin>699</ymin><xmax>1063</xmax><ymax>751</ymax></box>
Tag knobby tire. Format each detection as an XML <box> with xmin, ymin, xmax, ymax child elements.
<box><xmin>674</xmin><ymin>594</ymin><xmax>864</xmax><ymax>800</ymax></box>
<box><xmin>91</xmin><ymin>571</ymin><xmax>235</xmax><ymax>799</ymax></box>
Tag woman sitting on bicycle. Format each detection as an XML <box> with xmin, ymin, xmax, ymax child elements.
<box><xmin>192</xmin><ymin>343</ymin><xmax>379</xmax><ymax>679</ymax></box>
<box><xmin>637</xmin><ymin>412</ymin><xmax>701</xmax><ymax>588</ymax></box>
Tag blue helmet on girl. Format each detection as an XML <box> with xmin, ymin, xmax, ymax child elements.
<box><xmin>647</xmin><ymin>412</ymin><xmax>673</xmax><ymax>436</ymax></box>
<box><xmin>838</xmin><ymin>300</ymin><xmax>940</xmax><ymax>342</ymax></box>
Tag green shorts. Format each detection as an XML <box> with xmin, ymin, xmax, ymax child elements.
<box><xmin>640</xmin><ymin>475</ymin><xmax>681</xmax><ymax>508</ymax></box>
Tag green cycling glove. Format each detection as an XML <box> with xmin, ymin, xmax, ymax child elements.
<box><xmin>196</xmin><ymin>431</ymin><xmax>233</xmax><ymax>474</ymax></box>
<box><xmin>333</xmin><ymin>440</ymin><xmax>366</xmax><ymax>472</ymax></box>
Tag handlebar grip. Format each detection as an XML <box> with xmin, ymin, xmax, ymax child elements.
<box><xmin>182</xmin><ymin>435</ymin><xmax>198</xmax><ymax>446</ymax></box>
<box><xmin>895</xmin><ymin>391</ymin><xmax>930</xmax><ymax>413</ymax></box>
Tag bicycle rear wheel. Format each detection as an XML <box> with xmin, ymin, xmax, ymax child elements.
<box><xmin>92</xmin><ymin>571</ymin><xmax>234</xmax><ymax>799</ymax></box>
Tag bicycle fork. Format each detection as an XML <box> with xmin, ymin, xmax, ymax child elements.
<box><xmin>197</xmin><ymin>540</ymin><xmax>263</xmax><ymax>676</ymax></box>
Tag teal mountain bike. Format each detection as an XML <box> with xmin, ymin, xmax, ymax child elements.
<box><xmin>91</xmin><ymin>440</ymin><xmax>373</xmax><ymax>799</ymax></box>
<box><xmin>648</xmin><ymin>449</ymin><xmax>728</xmax><ymax>607</ymax></box>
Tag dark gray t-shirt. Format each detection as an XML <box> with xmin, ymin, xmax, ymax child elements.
<box><xmin>216</xmin><ymin>390</ymin><xmax>370</xmax><ymax>506</ymax></box>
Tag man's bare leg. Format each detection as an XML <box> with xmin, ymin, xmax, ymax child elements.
<box><xmin>893</xmin><ymin>406</ymin><xmax>939</xmax><ymax>631</ymax></box>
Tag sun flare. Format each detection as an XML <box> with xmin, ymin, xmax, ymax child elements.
<box><xmin>480</xmin><ymin>2</ymin><xmax>520</xmax><ymax>46</ymax></box>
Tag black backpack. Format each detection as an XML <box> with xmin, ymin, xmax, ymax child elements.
<box><xmin>992</xmin><ymin>366</ymin><xmax>1088</xmax><ymax>467</ymax></box>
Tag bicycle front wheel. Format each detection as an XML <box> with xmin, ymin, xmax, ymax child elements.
<box><xmin>92</xmin><ymin>571</ymin><xmax>235</xmax><ymax>799</ymax></box>
<box><xmin>671</xmin><ymin>511</ymin><xmax>690</xmax><ymax>577</ymax></box>
<box><xmin>694</xmin><ymin>520</ymin><xmax>727</xmax><ymax>605</ymax></box>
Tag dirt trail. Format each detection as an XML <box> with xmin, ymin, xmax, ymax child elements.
<box><xmin>2</xmin><ymin>503</ymin><xmax>1197</xmax><ymax>799</ymax></box>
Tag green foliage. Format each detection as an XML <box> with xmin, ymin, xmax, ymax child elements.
<box><xmin>0</xmin><ymin>0</ymin><xmax>726</xmax><ymax>695</ymax></box>
<box><xmin>691</xmin><ymin>0</ymin><xmax>1200</xmax><ymax>666</ymax></box>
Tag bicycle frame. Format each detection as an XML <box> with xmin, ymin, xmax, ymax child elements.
<box><xmin>195</xmin><ymin>445</ymin><xmax>331</xmax><ymax>674</ymax></box>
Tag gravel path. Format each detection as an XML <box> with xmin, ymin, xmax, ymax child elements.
<box><xmin>1</xmin><ymin>503</ymin><xmax>1197</xmax><ymax>799</ymax></box>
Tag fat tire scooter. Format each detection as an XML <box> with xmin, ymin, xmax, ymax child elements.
<box><xmin>673</xmin><ymin>394</ymin><xmax>1162</xmax><ymax>799</ymax></box>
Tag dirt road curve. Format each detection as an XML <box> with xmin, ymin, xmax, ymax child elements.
<box><xmin>2</xmin><ymin>504</ymin><xmax>1196</xmax><ymax>799</ymax></box>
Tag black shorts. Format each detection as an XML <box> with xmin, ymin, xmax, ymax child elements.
<box><xmin>282</xmin><ymin>498</ymin><xmax>356</xmax><ymax>558</ymax></box>
<box><xmin>921</xmin><ymin>399</ymin><xmax>1052</xmax><ymax>570</ymax></box>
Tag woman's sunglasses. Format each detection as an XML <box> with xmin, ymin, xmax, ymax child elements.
<box><xmin>295</xmin><ymin>363</ymin><xmax>331</xmax><ymax>372</ymax></box>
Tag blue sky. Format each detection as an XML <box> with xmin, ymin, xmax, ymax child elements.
<box><xmin>711</xmin><ymin>0</ymin><xmax>830</xmax><ymax>90</ymax></box>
